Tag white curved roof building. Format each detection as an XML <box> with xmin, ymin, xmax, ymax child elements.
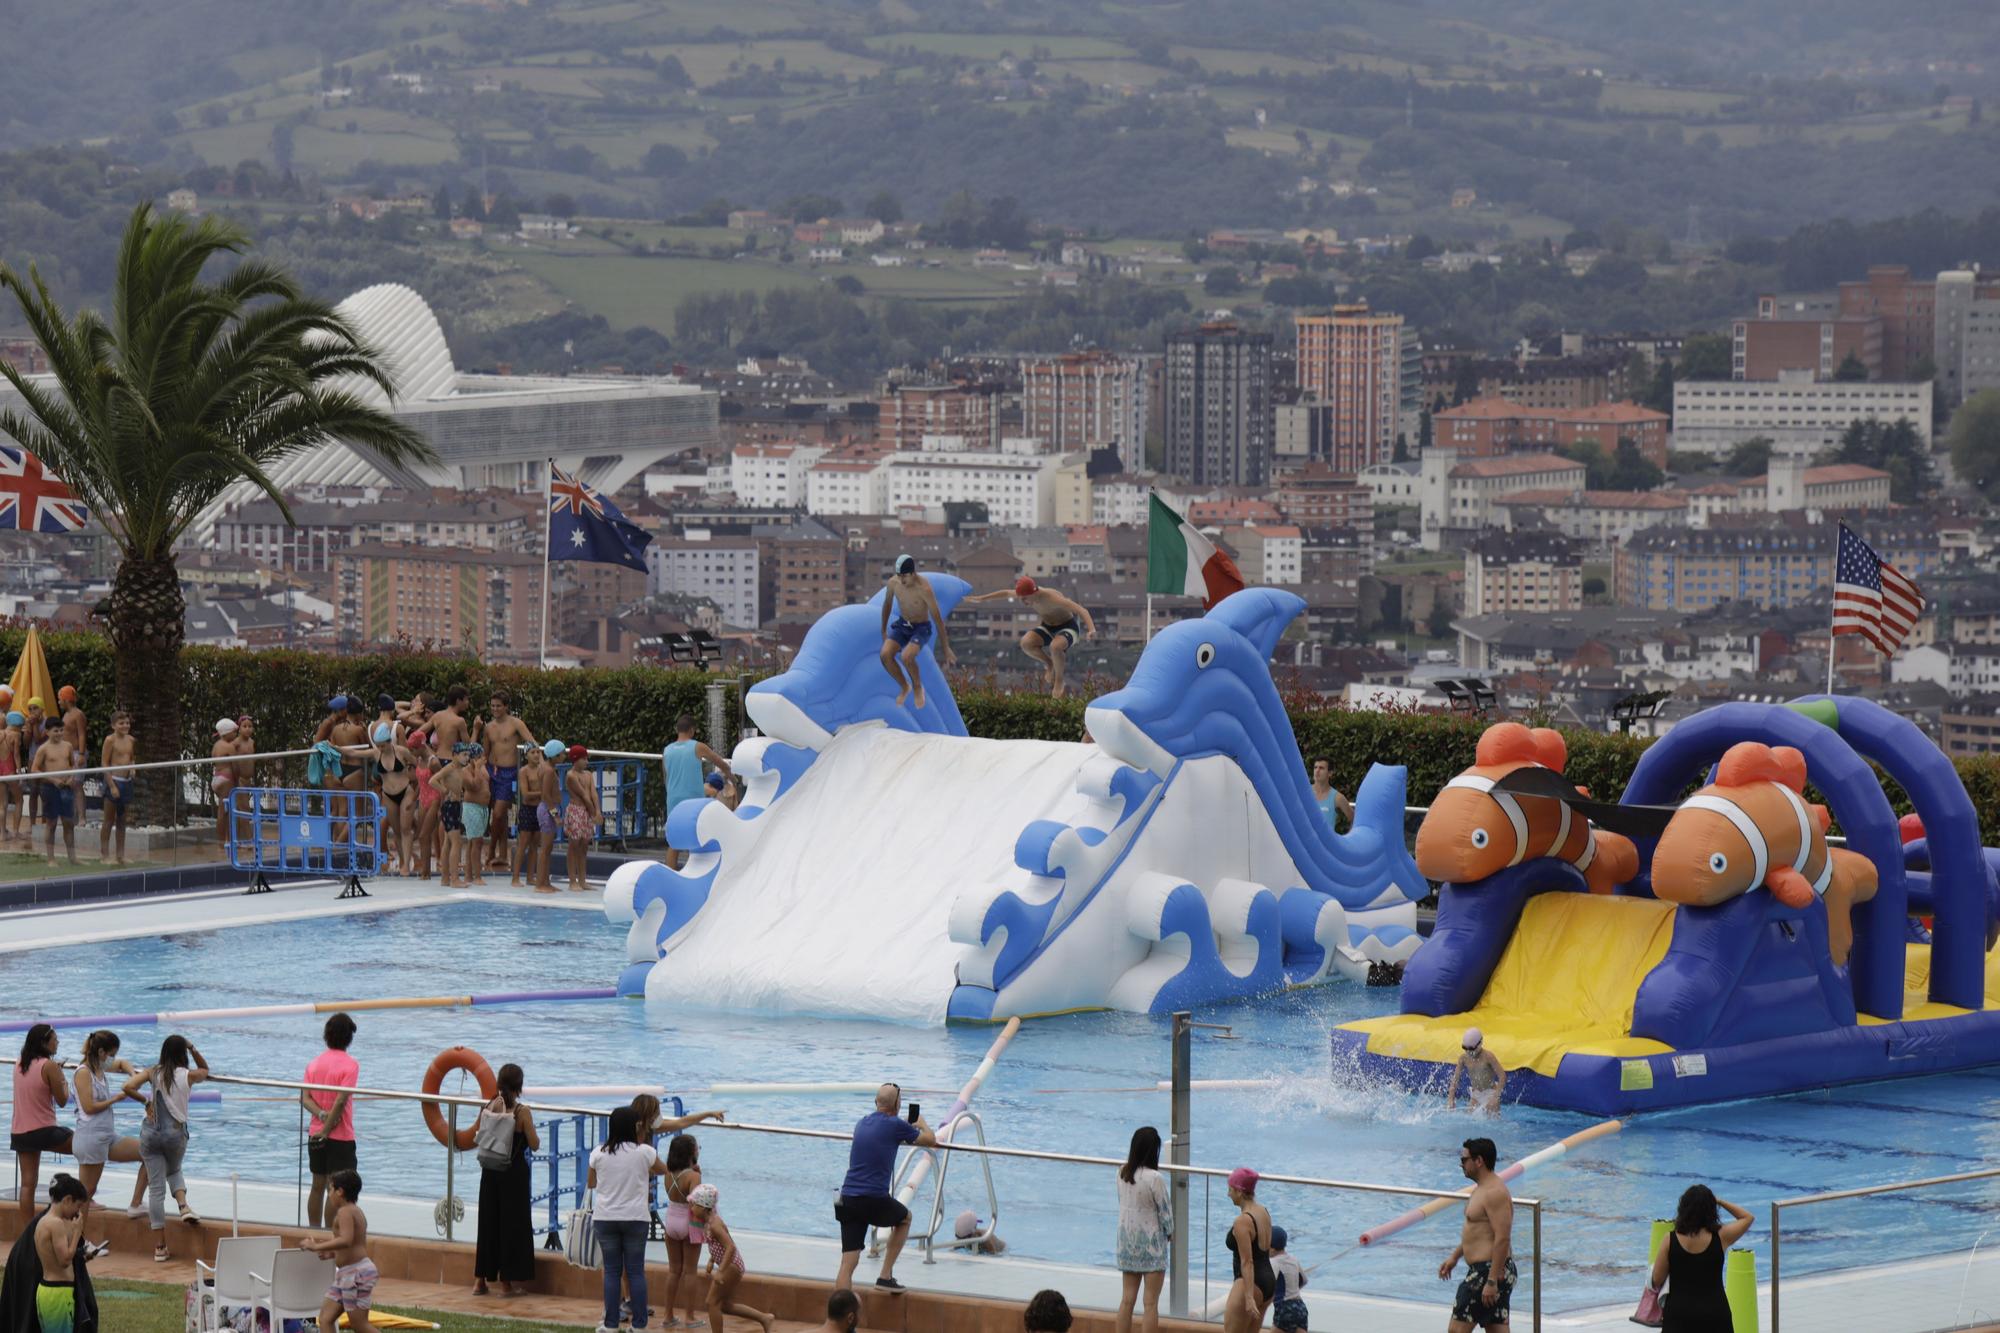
<box><xmin>191</xmin><ymin>284</ymin><xmax>718</xmax><ymax>539</ymax></box>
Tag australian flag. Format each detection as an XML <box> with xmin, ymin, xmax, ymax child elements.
<box><xmin>548</xmin><ymin>465</ymin><xmax>652</xmax><ymax>572</ymax></box>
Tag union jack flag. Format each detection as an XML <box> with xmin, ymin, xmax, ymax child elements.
<box><xmin>549</xmin><ymin>466</ymin><xmax>608</xmax><ymax>520</ymax></box>
<box><xmin>0</xmin><ymin>444</ymin><xmax>89</xmax><ymax>533</ymax></box>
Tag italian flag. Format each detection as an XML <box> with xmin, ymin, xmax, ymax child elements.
<box><xmin>1146</xmin><ymin>492</ymin><xmax>1245</xmax><ymax>608</ymax></box>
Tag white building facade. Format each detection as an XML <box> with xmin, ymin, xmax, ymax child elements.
<box><xmin>730</xmin><ymin>443</ymin><xmax>827</xmax><ymax>509</ymax></box>
<box><xmin>646</xmin><ymin>533</ymin><xmax>761</xmax><ymax>628</ymax></box>
<box><xmin>1671</xmin><ymin>371</ymin><xmax>1932</xmax><ymax>456</ymax></box>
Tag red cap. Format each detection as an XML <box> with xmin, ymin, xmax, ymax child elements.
<box><xmin>1015</xmin><ymin>576</ymin><xmax>1038</xmax><ymax>597</ymax></box>
<box><xmin>566</xmin><ymin>744</ymin><xmax>588</xmax><ymax>762</ymax></box>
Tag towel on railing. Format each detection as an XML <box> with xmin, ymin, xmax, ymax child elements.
<box><xmin>305</xmin><ymin>740</ymin><xmax>344</xmax><ymax>787</ymax></box>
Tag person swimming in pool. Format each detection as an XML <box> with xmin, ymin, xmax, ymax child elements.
<box><xmin>1447</xmin><ymin>1028</ymin><xmax>1505</xmax><ymax>1117</ymax></box>
<box><xmin>878</xmin><ymin>554</ymin><xmax>956</xmax><ymax>710</ymax></box>
<box><xmin>965</xmin><ymin>577</ymin><xmax>1096</xmax><ymax>698</ymax></box>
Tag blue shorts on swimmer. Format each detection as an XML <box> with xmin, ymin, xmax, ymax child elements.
<box><xmin>888</xmin><ymin>618</ymin><xmax>934</xmax><ymax>648</ymax></box>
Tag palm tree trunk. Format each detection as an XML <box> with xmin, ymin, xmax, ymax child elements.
<box><xmin>103</xmin><ymin>554</ymin><xmax>187</xmax><ymax>832</ymax></box>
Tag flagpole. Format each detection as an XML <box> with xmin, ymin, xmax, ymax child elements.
<box><xmin>1826</xmin><ymin>522</ymin><xmax>1839</xmax><ymax>696</ymax></box>
<box><xmin>1145</xmin><ymin>592</ymin><xmax>1154</xmax><ymax>644</ymax></box>
<box><xmin>540</xmin><ymin>459</ymin><xmax>553</xmax><ymax>669</ymax></box>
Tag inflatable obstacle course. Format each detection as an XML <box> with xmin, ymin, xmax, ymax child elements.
<box><xmin>1332</xmin><ymin>697</ymin><xmax>2000</xmax><ymax>1113</ymax></box>
<box><xmin>602</xmin><ymin>584</ymin><xmax>1427</xmax><ymax>1022</ymax></box>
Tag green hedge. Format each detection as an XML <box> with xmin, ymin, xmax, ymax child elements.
<box><xmin>9</xmin><ymin>630</ymin><xmax>1998</xmax><ymax>845</ymax></box>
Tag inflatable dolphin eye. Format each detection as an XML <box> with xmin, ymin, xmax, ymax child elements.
<box><xmin>1195</xmin><ymin>642</ymin><xmax>1216</xmax><ymax>669</ymax></box>
<box><xmin>1708</xmin><ymin>851</ymin><xmax>1728</xmax><ymax>874</ymax></box>
<box><xmin>1470</xmin><ymin>827</ymin><xmax>1489</xmax><ymax>849</ymax></box>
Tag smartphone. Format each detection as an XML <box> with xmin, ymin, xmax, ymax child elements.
<box><xmin>907</xmin><ymin>1102</ymin><xmax>921</xmax><ymax>1124</ymax></box>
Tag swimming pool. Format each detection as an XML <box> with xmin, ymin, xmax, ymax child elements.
<box><xmin>7</xmin><ymin>897</ymin><xmax>2000</xmax><ymax>1312</ymax></box>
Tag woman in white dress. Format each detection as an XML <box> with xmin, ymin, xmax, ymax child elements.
<box><xmin>1114</xmin><ymin>1125</ymin><xmax>1172</xmax><ymax>1333</ymax></box>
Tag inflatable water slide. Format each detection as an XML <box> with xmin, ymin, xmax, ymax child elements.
<box><xmin>1331</xmin><ymin>697</ymin><xmax>2000</xmax><ymax>1113</ymax></box>
<box><xmin>603</xmin><ymin>579</ymin><xmax>1426</xmax><ymax>1023</ymax></box>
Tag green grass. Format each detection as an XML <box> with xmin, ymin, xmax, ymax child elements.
<box><xmin>511</xmin><ymin>252</ymin><xmax>819</xmax><ymax>330</ymax></box>
<box><xmin>864</xmin><ymin>32</ymin><xmax>1133</xmax><ymax>59</ymax></box>
<box><xmin>97</xmin><ymin>1280</ymin><xmax>524</xmax><ymax>1333</ymax></box>
<box><xmin>662</xmin><ymin>38</ymin><xmax>886</xmax><ymax>87</ymax></box>
<box><xmin>1599</xmin><ymin>82</ymin><xmax>1736</xmax><ymax>116</ymax></box>
<box><xmin>1170</xmin><ymin>44</ymin><xmax>1328</xmax><ymax>78</ymax></box>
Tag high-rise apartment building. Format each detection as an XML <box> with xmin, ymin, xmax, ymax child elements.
<box><xmin>1934</xmin><ymin>268</ymin><xmax>2000</xmax><ymax>409</ymax></box>
<box><xmin>1019</xmin><ymin>351</ymin><xmax>1152</xmax><ymax>469</ymax></box>
<box><xmin>1163</xmin><ymin>322</ymin><xmax>1274</xmax><ymax>486</ymax></box>
<box><xmin>1733</xmin><ymin>294</ymin><xmax>1882</xmax><ymax>381</ymax></box>
<box><xmin>1294</xmin><ymin>303</ymin><xmax>1403</xmax><ymax>471</ymax></box>
<box><xmin>877</xmin><ymin>380</ymin><xmax>1003</xmax><ymax>451</ymax></box>
<box><xmin>1838</xmin><ymin>265</ymin><xmax>1936</xmax><ymax>380</ymax></box>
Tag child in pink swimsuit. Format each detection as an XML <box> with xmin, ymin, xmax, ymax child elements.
<box><xmin>685</xmin><ymin>1184</ymin><xmax>771</xmax><ymax>1331</ymax></box>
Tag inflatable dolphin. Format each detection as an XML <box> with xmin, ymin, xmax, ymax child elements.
<box><xmin>746</xmin><ymin>572</ymin><xmax>971</xmax><ymax>749</ymax></box>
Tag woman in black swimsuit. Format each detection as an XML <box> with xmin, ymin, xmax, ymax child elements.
<box><xmin>1222</xmin><ymin>1166</ymin><xmax>1275</xmax><ymax>1333</ymax></box>
<box><xmin>372</xmin><ymin>725</ymin><xmax>416</xmax><ymax>874</ymax></box>
<box><xmin>1649</xmin><ymin>1184</ymin><xmax>1753</xmax><ymax>1333</ymax></box>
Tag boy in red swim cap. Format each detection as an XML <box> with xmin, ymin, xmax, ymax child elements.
<box><xmin>967</xmin><ymin>576</ymin><xmax>1097</xmax><ymax>698</ymax></box>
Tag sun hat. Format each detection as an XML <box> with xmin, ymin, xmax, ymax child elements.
<box><xmin>687</xmin><ymin>1183</ymin><xmax>718</xmax><ymax>1211</ymax></box>
<box><xmin>215</xmin><ymin>718</ymin><xmax>239</xmax><ymax>736</ymax></box>
<box><xmin>1462</xmin><ymin>1027</ymin><xmax>1484</xmax><ymax>1051</ymax></box>
<box><xmin>1227</xmin><ymin>1166</ymin><xmax>1259</xmax><ymax>1193</ymax></box>
<box><xmin>543</xmin><ymin>739</ymin><xmax>566</xmax><ymax>759</ymax></box>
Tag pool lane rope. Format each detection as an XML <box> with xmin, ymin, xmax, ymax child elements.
<box><xmin>1355</xmin><ymin>1117</ymin><xmax>1626</xmax><ymax>1247</ymax></box>
<box><xmin>0</xmin><ymin>987</ymin><xmax>618</xmax><ymax>1034</ymax></box>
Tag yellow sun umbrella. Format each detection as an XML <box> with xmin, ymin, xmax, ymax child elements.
<box><xmin>5</xmin><ymin>624</ymin><xmax>54</xmax><ymax>716</ymax></box>
<box><xmin>341</xmin><ymin>1314</ymin><xmax>439</xmax><ymax>1330</ymax></box>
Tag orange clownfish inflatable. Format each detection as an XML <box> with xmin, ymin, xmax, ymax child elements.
<box><xmin>1651</xmin><ymin>742</ymin><xmax>1879</xmax><ymax>965</ymax></box>
<box><xmin>1415</xmin><ymin>723</ymin><xmax>1639</xmax><ymax>893</ymax></box>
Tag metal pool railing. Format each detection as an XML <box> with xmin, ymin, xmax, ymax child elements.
<box><xmin>1771</xmin><ymin>1166</ymin><xmax>2000</xmax><ymax>1332</ymax></box>
<box><xmin>170</xmin><ymin>1070</ymin><xmax>1546</xmax><ymax>1329</ymax></box>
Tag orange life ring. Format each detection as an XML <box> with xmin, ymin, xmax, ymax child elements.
<box><xmin>420</xmin><ymin>1045</ymin><xmax>497</xmax><ymax>1150</ymax></box>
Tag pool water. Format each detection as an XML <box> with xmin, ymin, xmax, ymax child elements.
<box><xmin>7</xmin><ymin>900</ymin><xmax>2000</xmax><ymax>1312</ymax></box>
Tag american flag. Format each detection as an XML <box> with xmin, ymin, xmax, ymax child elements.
<box><xmin>0</xmin><ymin>444</ymin><xmax>89</xmax><ymax>533</ymax></box>
<box><xmin>1832</xmin><ymin>522</ymin><xmax>1923</xmax><ymax>656</ymax></box>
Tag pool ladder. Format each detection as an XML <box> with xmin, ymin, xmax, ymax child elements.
<box><xmin>876</xmin><ymin>1111</ymin><xmax>1002</xmax><ymax>1265</ymax></box>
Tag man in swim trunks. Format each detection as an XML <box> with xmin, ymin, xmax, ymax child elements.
<box><xmin>966</xmin><ymin>576</ymin><xmax>1096</xmax><ymax>698</ymax></box>
<box><xmin>481</xmin><ymin>691</ymin><xmax>537</xmax><ymax>876</ymax></box>
<box><xmin>514</xmin><ymin>741</ymin><xmax>552</xmax><ymax>890</ymax></box>
<box><xmin>878</xmin><ymin>555</ymin><xmax>956</xmax><ymax>710</ymax></box>
<box><xmin>1440</xmin><ymin>1137</ymin><xmax>1515</xmax><ymax>1332</ymax></box>
<box><xmin>430</xmin><ymin>684</ymin><xmax>471</xmax><ymax>755</ymax></box>
<box><xmin>1310</xmin><ymin>758</ymin><xmax>1355</xmax><ymax>831</ymax></box>
<box><xmin>29</xmin><ymin>722</ymin><xmax>78</xmax><ymax>867</ymax></box>
<box><xmin>23</xmin><ymin>696</ymin><xmax>47</xmax><ymax>825</ymax></box>
<box><xmin>99</xmin><ymin>712</ymin><xmax>136</xmax><ymax>866</ymax></box>
<box><xmin>460</xmin><ymin>745</ymin><xmax>491</xmax><ymax>887</ymax></box>
<box><xmin>562</xmin><ymin>745</ymin><xmax>599</xmax><ymax>892</ymax></box>
<box><xmin>304</xmin><ymin>1168</ymin><xmax>378</xmax><ymax>1333</ymax></box>
<box><xmin>26</xmin><ymin>1173</ymin><xmax>91</xmax><ymax>1333</ymax></box>
<box><xmin>1446</xmin><ymin>1028</ymin><xmax>1506</xmax><ymax>1117</ymax></box>
<box><xmin>57</xmin><ymin>687</ymin><xmax>86</xmax><ymax>815</ymax></box>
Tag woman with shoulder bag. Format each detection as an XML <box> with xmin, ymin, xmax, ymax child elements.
<box><xmin>588</xmin><ymin>1106</ymin><xmax>673</xmax><ymax>1333</ymax></box>
<box><xmin>472</xmin><ymin>1063</ymin><xmax>539</xmax><ymax>1297</ymax></box>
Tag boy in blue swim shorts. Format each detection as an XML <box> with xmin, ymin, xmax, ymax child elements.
<box><xmin>877</xmin><ymin>554</ymin><xmax>956</xmax><ymax>710</ymax></box>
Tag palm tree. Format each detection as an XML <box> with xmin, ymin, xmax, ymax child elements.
<box><xmin>0</xmin><ymin>203</ymin><xmax>435</xmax><ymax>823</ymax></box>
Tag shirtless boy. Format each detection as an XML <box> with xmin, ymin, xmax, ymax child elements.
<box><xmin>99</xmin><ymin>713</ymin><xmax>137</xmax><ymax>865</ymax></box>
<box><xmin>30</xmin><ymin>725</ymin><xmax>79</xmax><ymax>867</ymax></box>
<box><xmin>481</xmin><ymin>691</ymin><xmax>537</xmax><ymax>874</ymax></box>
<box><xmin>1439</xmin><ymin>1137</ymin><xmax>1515</xmax><ymax>1333</ymax></box>
<box><xmin>1446</xmin><ymin>1028</ymin><xmax>1506</xmax><ymax>1117</ymax></box>
<box><xmin>57</xmin><ymin>687</ymin><xmax>86</xmax><ymax>810</ymax></box>
<box><xmin>878</xmin><ymin>555</ymin><xmax>956</xmax><ymax>709</ymax></box>
<box><xmin>430</xmin><ymin>685</ymin><xmax>472</xmax><ymax>754</ymax></box>
<box><xmin>459</xmin><ymin>746</ymin><xmax>492</xmax><ymax>887</ymax></box>
<box><xmin>304</xmin><ymin>1168</ymin><xmax>378</xmax><ymax>1333</ymax></box>
<box><xmin>966</xmin><ymin>577</ymin><xmax>1096</xmax><ymax>698</ymax></box>
<box><xmin>1</xmin><ymin>709</ymin><xmax>24</xmax><ymax>844</ymax></box>
<box><xmin>513</xmin><ymin>741</ymin><xmax>553</xmax><ymax>891</ymax></box>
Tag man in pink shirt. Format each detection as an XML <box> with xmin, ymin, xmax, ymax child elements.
<box><xmin>302</xmin><ymin>1012</ymin><xmax>360</xmax><ymax>1227</ymax></box>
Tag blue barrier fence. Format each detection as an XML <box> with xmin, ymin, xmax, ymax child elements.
<box><xmin>532</xmin><ymin>1096</ymin><xmax>686</xmax><ymax>1243</ymax></box>
<box><xmin>548</xmin><ymin>759</ymin><xmax>648</xmax><ymax>846</ymax></box>
<box><xmin>226</xmin><ymin>787</ymin><xmax>384</xmax><ymax>897</ymax></box>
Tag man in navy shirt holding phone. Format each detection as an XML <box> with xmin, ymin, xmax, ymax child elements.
<box><xmin>834</xmin><ymin>1082</ymin><xmax>937</xmax><ymax>1292</ymax></box>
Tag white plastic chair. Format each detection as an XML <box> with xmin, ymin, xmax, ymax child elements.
<box><xmin>250</xmin><ymin>1249</ymin><xmax>334</xmax><ymax>1333</ymax></box>
<box><xmin>195</xmin><ymin>1236</ymin><xmax>280</xmax><ymax>1333</ymax></box>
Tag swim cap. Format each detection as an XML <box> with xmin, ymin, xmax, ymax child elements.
<box><xmin>705</xmin><ymin>772</ymin><xmax>725</xmax><ymax>790</ymax></box>
<box><xmin>410</xmin><ymin>731</ymin><xmax>430</xmax><ymax>747</ymax></box>
<box><xmin>4</xmin><ymin>712</ymin><xmax>20</xmax><ymax>727</ymax></box>
<box><xmin>1015</xmin><ymin>576</ymin><xmax>1037</xmax><ymax>597</ymax></box>
<box><xmin>372</xmin><ymin>723</ymin><xmax>394</xmax><ymax>744</ymax></box>
<box><xmin>955</xmin><ymin>1209</ymin><xmax>981</xmax><ymax>1239</ymax></box>
<box><xmin>686</xmin><ymin>1183</ymin><xmax>718</xmax><ymax>1211</ymax></box>
<box><xmin>543</xmin><ymin>739</ymin><xmax>565</xmax><ymax>759</ymax></box>
<box><xmin>376</xmin><ymin>693</ymin><xmax>395</xmax><ymax>712</ymax></box>
<box><xmin>1270</xmin><ymin>1226</ymin><xmax>1288</xmax><ymax>1252</ymax></box>
<box><xmin>0</xmin><ymin>684</ymin><xmax>12</xmax><ymax>698</ymax></box>
<box><xmin>566</xmin><ymin>744</ymin><xmax>588</xmax><ymax>762</ymax></box>
<box><xmin>453</xmin><ymin>742</ymin><xmax>473</xmax><ymax>755</ymax></box>
<box><xmin>57</xmin><ymin>685</ymin><xmax>76</xmax><ymax>703</ymax></box>
<box><xmin>468</xmin><ymin>743</ymin><xmax>485</xmax><ymax>758</ymax></box>
<box><xmin>26</xmin><ymin>696</ymin><xmax>42</xmax><ymax>710</ymax></box>
<box><xmin>1226</xmin><ymin>1166</ymin><xmax>1259</xmax><ymax>1193</ymax></box>
<box><xmin>237</xmin><ymin>715</ymin><xmax>253</xmax><ymax>728</ymax></box>
<box><xmin>215</xmin><ymin>718</ymin><xmax>238</xmax><ymax>736</ymax></box>
<box><xmin>895</xmin><ymin>553</ymin><xmax>916</xmax><ymax>575</ymax></box>
<box><xmin>1461</xmin><ymin>1027</ymin><xmax>1483</xmax><ymax>1050</ymax></box>
<box><xmin>327</xmin><ymin>694</ymin><xmax>347</xmax><ymax>712</ymax></box>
